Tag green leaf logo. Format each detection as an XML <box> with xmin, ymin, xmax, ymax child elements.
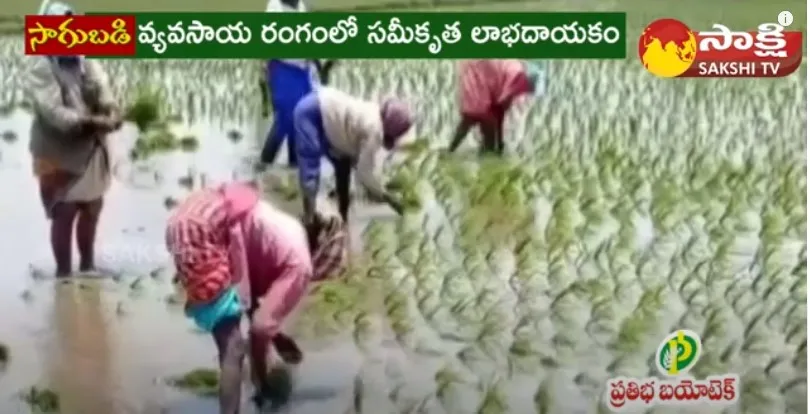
<box><xmin>655</xmin><ymin>329</ymin><xmax>702</xmax><ymax>377</ymax></box>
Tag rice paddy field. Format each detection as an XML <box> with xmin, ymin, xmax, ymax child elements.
<box><xmin>0</xmin><ymin>0</ymin><xmax>807</xmax><ymax>413</ymax></box>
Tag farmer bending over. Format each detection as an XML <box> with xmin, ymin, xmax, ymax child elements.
<box><xmin>293</xmin><ymin>86</ymin><xmax>413</xmax><ymax>224</ymax></box>
<box><xmin>447</xmin><ymin>60</ymin><xmax>545</xmax><ymax>155</ymax></box>
<box><xmin>259</xmin><ymin>0</ymin><xmax>337</xmax><ymax>167</ymax></box>
<box><xmin>26</xmin><ymin>1</ymin><xmax>123</xmax><ymax>277</ymax></box>
<box><xmin>165</xmin><ymin>182</ymin><xmax>348</xmax><ymax>413</ymax></box>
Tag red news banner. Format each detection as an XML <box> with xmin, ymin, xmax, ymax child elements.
<box><xmin>687</xmin><ymin>23</ymin><xmax>802</xmax><ymax>77</ymax></box>
<box><xmin>24</xmin><ymin>15</ymin><xmax>136</xmax><ymax>56</ymax></box>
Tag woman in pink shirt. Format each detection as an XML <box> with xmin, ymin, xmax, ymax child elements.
<box><xmin>447</xmin><ymin>59</ymin><xmax>545</xmax><ymax>155</ymax></box>
<box><xmin>165</xmin><ymin>182</ymin><xmax>347</xmax><ymax>413</ymax></box>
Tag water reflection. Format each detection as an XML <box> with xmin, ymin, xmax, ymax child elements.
<box><xmin>47</xmin><ymin>281</ymin><xmax>117</xmax><ymax>413</ymax></box>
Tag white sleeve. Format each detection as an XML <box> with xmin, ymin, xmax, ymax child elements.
<box><xmin>265</xmin><ymin>0</ymin><xmax>283</xmax><ymax>12</ymax></box>
<box><xmin>355</xmin><ymin>133</ymin><xmax>385</xmax><ymax>198</ymax></box>
<box><xmin>25</xmin><ymin>57</ymin><xmax>83</xmax><ymax>133</ymax></box>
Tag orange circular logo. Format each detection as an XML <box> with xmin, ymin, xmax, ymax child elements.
<box><xmin>638</xmin><ymin>18</ymin><xmax>698</xmax><ymax>78</ymax></box>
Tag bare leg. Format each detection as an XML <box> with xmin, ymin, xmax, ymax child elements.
<box><xmin>213</xmin><ymin>316</ymin><xmax>246</xmax><ymax>414</ymax></box>
<box><xmin>260</xmin><ymin>122</ymin><xmax>283</xmax><ymax>165</ymax></box>
<box><xmin>332</xmin><ymin>157</ymin><xmax>352</xmax><ymax>223</ymax></box>
<box><xmin>479</xmin><ymin>122</ymin><xmax>499</xmax><ymax>155</ymax></box>
<box><xmin>76</xmin><ymin>198</ymin><xmax>103</xmax><ymax>272</ymax></box>
<box><xmin>447</xmin><ymin>116</ymin><xmax>476</xmax><ymax>153</ymax></box>
<box><xmin>494</xmin><ymin>108</ymin><xmax>506</xmax><ymax>155</ymax></box>
<box><xmin>50</xmin><ymin>202</ymin><xmax>79</xmax><ymax>277</ymax></box>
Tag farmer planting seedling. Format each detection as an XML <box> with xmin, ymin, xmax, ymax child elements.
<box><xmin>25</xmin><ymin>1</ymin><xmax>123</xmax><ymax>277</ymax></box>
<box><xmin>165</xmin><ymin>182</ymin><xmax>348</xmax><ymax>413</ymax></box>
<box><xmin>293</xmin><ymin>86</ymin><xmax>413</xmax><ymax>223</ymax></box>
<box><xmin>448</xmin><ymin>59</ymin><xmax>545</xmax><ymax>155</ymax></box>
<box><xmin>259</xmin><ymin>0</ymin><xmax>337</xmax><ymax>168</ymax></box>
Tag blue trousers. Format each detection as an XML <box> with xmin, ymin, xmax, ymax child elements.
<box><xmin>260</xmin><ymin>60</ymin><xmax>315</xmax><ymax>166</ymax></box>
<box><xmin>294</xmin><ymin>91</ymin><xmax>354</xmax><ymax>220</ymax></box>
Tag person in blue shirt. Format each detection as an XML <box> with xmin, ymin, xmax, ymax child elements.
<box><xmin>258</xmin><ymin>0</ymin><xmax>336</xmax><ymax>168</ymax></box>
<box><xmin>259</xmin><ymin>59</ymin><xmax>337</xmax><ymax>168</ymax></box>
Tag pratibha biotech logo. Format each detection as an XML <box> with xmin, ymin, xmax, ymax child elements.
<box><xmin>656</xmin><ymin>329</ymin><xmax>701</xmax><ymax>376</ymax></box>
<box><xmin>605</xmin><ymin>329</ymin><xmax>740</xmax><ymax>411</ymax></box>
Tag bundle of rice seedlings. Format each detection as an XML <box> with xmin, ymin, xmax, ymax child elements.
<box><xmin>168</xmin><ymin>368</ymin><xmax>218</xmax><ymax>397</ymax></box>
<box><xmin>19</xmin><ymin>386</ymin><xmax>60</xmax><ymax>413</ymax></box>
<box><xmin>124</xmin><ymin>85</ymin><xmax>162</xmax><ymax>131</ymax></box>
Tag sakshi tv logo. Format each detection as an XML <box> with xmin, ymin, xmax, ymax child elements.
<box><xmin>638</xmin><ymin>11</ymin><xmax>803</xmax><ymax>78</ymax></box>
<box><xmin>605</xmin><ymin>329</ymin><xmax>740</xmax><ymax>412</ymax></box>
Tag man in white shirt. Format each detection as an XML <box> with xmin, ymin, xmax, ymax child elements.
<box><xmin>292</xmin><ymin>87</ymin><xmax>413</xmax><ymax>223</ymax></box>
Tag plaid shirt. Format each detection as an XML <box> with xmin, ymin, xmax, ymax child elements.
<box><xmin>311</xmin><ymin>214</ymin><xmax>348</xmax><ymax>281</ymax></box>
<box><xmin>165</xmin><ymin>183</ymin><xmax>258</xmax><ymax>305</ymax></box>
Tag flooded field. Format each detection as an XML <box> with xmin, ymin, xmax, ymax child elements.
<box><xmin>0</xmin><ymin>15</ymin><xmax>807</xmax><ymax>414</ymax></box>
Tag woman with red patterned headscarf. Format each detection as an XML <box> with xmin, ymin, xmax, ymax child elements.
<box><xmin>165</xmin><ymin>182</ymin><xmax>347</xmax><ymax>413</ymax></box>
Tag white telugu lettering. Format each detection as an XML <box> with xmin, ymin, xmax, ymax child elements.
<box><xmin>754</xmin><ymin>23</ymin><xmax>788</xmax><ymax>57</ymax></box>
<box><xmin>698</xmin><ymin>23</ymin><xmax>753</xmax><ymax>51</ymax></box>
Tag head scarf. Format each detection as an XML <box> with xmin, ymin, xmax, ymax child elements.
<box><xmin>40</xmin><ymin>1</ymin><xmax>80</xmax><ymax>65</ymax></box>
<box><xmin>523</xmin><ymin>60</ymin><xmax>547</xmax><ymax>96</ymax></box>
<box><xmin>167</xmin><ymin>220</ymin><xmax>232</xmax><ymax>305</ymax></box>
<box><xmin>380</xmin><ymin>97</ymin><xmax>413</xmax><ymax>144</ymax></box>
<box><xmin>40</xmin><ymin>0</ymin><xmax>73</xmax><ymax>15</ymax></box>
<box><xmin>165</xmin><ymin>183</ymin><xmax>260</xmax><ymax>306</ymax></box>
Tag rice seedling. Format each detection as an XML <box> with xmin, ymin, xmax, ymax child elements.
<box><xmin>0</xmin><ymin>342</ymin><xmax>8</xmax><ymax>367</ymax></box>
<box><xmin>226</xmin><ymin>129</ymin><xmax>243</xmax><ymax>143</ymax></box>
<box><xmin>0</xmin><ymin>129</ymin><xmax>16</xmax><ymax>143</ymax></box>
<box><xmin>19</xmin><ymin>386</ymin><xmax>60</xmax><ymax>413</ymax></box>
<box><xmin>178</xmin><ymin>135</ymin><xmax>200</xmax><ymax>152</ymax></box>
<box><xmin>163</xmin><ymin>196</ymin><xmax>177</xmax><ymax>210</ymax></box>
<box><xmin>124</xmin><ymin>85</ymin><xmax>163</xmax><ymax>131</ymax></box>
<box><xmin>168</xmin><ymin>368</ymin><xmax>218</xmax><ymax>397</ymax></box>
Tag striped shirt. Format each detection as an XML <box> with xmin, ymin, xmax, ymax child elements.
<box><xmin>166</xmin><ymin>183</ymin><xmax>313</xmax><ymax>338</ymax></box>
<box><xmin>318</xmin><ymin>87</ymin><xmax>386</xmax><ymax>197</ymax></box>
<box><xmin>165</xmin><ymin>183</ymin><xmax>259</xmax><ymax>305</ymax></box>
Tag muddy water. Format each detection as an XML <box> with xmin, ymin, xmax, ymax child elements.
<box><xmin>0</xmin><ymin>110</ymin><xmax>384</xmax><ymax>413</ymax></box>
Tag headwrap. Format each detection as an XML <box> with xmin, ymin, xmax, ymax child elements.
<box><xmin>40</xmin><ymin>0</ymin><xmax>73</xmax><ymax>15</ymax></box>
<box><xmin>39</xmin><ymin>1</ymin><xmax>80</xmax><ymax>65</ymax></box>
<box><xmin>168</xmin><ymin>219</ymin><xmax>232</xmax><ymax>305</ymax></box>
<box><xmin>309</xmin><ymin>212</ymin><xmax>348</xmax><ymax>281</ymax></box>
<box><xmin>165</xmin><ymin>183</ymin><xmax>260</xmax><ymax>306</ymax></box>
<box><xmin>523</xmin><ymin>60</ymin><xmax>547</xmax><ymax>96</ymax></box>
<box><xmin>380</xmin><ymin>97</ymin><xmax>413</xmax><ymax>143</ymax></box>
